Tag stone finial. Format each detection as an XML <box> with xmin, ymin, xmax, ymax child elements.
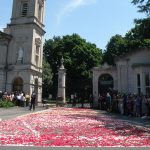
<box><xmin>102</xmin><ymin>62</ymin><xmax>109</xmax><ymax>69</ymax></box>
<box><xmin>60</xmin><ymin>57</ymin><xmax>64</xmax><ymax>69</ymax></box>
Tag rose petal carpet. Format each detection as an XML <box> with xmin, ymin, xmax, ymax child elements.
<box><xmin>0</xmin><ymin>108</ymin><xmax>149</xmax><ymax>147</ymax></box>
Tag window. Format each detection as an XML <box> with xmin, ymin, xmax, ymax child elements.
<box><xmin>137</xmin><ymin>74</ymin><xmax>141</xmax><ymax>95</ymax></box>
<box><xmin>137</xmin><ymin>74</ymin><xmax>141</xmax><ymax>86</ymax></box>
<box><xmin>35</xmin><ymin>45</ymin><xmax>40</xmax><ymax>66</ymax></box>
<box><xmin>38</xmin><ymin>4</ymin><xmax>42</xmax><ymax>21</ymax></box>
<box><xmin>145</xmin><ymin>73</ymin><xmax>150</xmax><ymax>86</ymax></box>
<box><xmin>21</xmin><ymin>2</ymin><xmax>28</xmax><ymax>17</ymax></box>
<box><xmin>145</xmin><ymin>73</ymin><xmax>150</xmax><ymax>97</ymax></box>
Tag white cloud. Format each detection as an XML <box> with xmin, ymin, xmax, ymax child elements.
<box><xmin>56</xmin><ymin>0</ymin><xmax>97</xmax><ymax>27</ymax></box>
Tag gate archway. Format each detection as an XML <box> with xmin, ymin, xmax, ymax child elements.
<box><xmin>98</xmin><ymin>74</ymin><xmax>114</xmax><ymax>96</ymax></box>
<box><xmin>92</xmin><ymin>65</ymin><xmax>117</xmax><ymax>107</ymax></box>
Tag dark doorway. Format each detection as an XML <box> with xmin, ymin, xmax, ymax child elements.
<box><xmin>12</xmin><ymin>77</ymin><xmax>23</xmax><ymax>92</ymax></box>
<box><xmin>34</xmin><ymin>78</ymin><xmax>38</xmax><ymax>105</ymax></box>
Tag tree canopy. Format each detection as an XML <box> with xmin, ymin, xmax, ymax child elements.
<box><xmin>43</xmin><ymin>34</ymin><xmax>102</xmax><ymax>99</ymax></box>
<box><xmin>131</xmin><ymin>0</ymin><xmax>150</xmax><ymax>16</ymax></box>
<box><xmin>103</xmin><ymin>18</ymin><xmax>150</xmax><ymax>65</ymax></box>
<box><xmin>125</xmin><ymin>18</ymin><xmax>150</xmax><ymax>40</ymax></box>
<box><xmin>103</xmin><ymin>35</ymin><xmax>127</xmax><ymax>65</ymax></box>
<box><xmin>42</xmin><ymin>57</ymin><xmax>53</xmax><ymax>98</ymax></box>
<box><xmin>124</xmin><ymin>18</ymin><xmax>150</xmax><ymax>49</ymax></box>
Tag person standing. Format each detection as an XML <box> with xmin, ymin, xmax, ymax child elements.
<box><xmin>29</xmin><ymin>92</ymin><xmax>36</xmax><ymax>110</ymax></box>
<box><xmin>25</xmin><ymin>93</ymin><xmax>30</xmax><ymax>107</ymax></box>
<box><xmin>123</xmin><ymin>94</ymin><xmax>128</xmax><ymax>115</ymax></box>
<box><xmin>89</xmin><ymin>94</ymin><xmax>93</xmax><ymax>108</ymax></box>
<box><xmin>135</xmin><ymin>94</ymin><xmax>142</xmax><ymax>117</ymax></box>
<box><xmin>106</xmin><ymin>92</ymin><xmax>112</xmax><ymax>112</ymax></box>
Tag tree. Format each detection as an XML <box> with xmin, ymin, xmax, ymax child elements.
<box><xmin>103</xmin><ymin>35</ymin><xmax>128</xmax><ymax>65</ymax></box>
<box><xmin>44</xmin><ymin>34</ymin><xmax>102</xmax><ymax>99</ymax></box>
<box><xmin>42</xmin><ymin>56</ymin><xmax>53</xmax><ymax>98</ymax></box>
<box><xmin>125</xmin><ymin>18</ymin><xmax>150</xmax><ymax>49</ymax></box>
<box><xmin>103</xmin><ymin>18</ymin><xmax>150</xmax><ymax>65</ymax></box>
<box><xmin>131</xmin><ymin>0</ymin><xmax>150</xmax><ymax>16</ymax></box>
<box><xmin>125</xmin><ymin>18</ymin><xmax>150</xmax><ymax>40</ymax></box>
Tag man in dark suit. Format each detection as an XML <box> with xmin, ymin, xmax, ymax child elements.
<box><xmin>29</xmin><ymin>92</ymin><xmax>36</xmax><ymax>110</ymax></box>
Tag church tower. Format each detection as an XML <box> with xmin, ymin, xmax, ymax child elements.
<box><xmin>2</xmin><ymin>0</ymin><xmax>46</xmax><ymax>102</ymax></box>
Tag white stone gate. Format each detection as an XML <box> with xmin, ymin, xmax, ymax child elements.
<box><xmin>92</xmin><ymin>64</ymin><xmax>117</xmax><ymax>107</ymax></box>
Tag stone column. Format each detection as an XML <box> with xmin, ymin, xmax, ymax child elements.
<box><xmin>92</xmin><ymin>70</ymin><xmax>99</xmax><ymax>108</ymax></box>
<box><xmin>57</xmin><ymin>57</ymin><xmax>66</xmax><ymax>104</ymax></box>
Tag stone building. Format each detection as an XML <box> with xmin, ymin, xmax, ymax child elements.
<box><xmin>92</xmin><ymin>48</ymin><xmax>150</xmax><ymax>104</ymax></box>
<box><xmin>0</xmin><ymin>0</ymin><xmax>46</xmax><ymax>103</ymax></box>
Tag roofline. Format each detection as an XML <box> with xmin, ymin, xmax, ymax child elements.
<box><xmin>0</xmin><ymin>31</ymin><xmax>12</xmax><ymax>41</ymax></box>
<box><xmin>115</xmin><ymin>47</ymin><xmax>150</xmax><ymax>62</ymax></box>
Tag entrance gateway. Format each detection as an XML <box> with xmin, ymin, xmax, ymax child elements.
<box><xmin>0</xmin><ymin>0</ymin><xmax>46</xmax><ymax>103</ymax></box>
<box><xmin>92</xmin><ymin>63</ymin><xmax>117</xmax><ymax>107</ymax></box>
<box><xmin>92</xmin><ymin>49</ymin><xmax>150</xmax><ymax>107</ymax></box>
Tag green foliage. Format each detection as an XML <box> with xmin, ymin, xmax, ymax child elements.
<box><xmin>0</xmin><ymin>100</ymin><xmax>15</xmax><ymax>108</ymax></box>
<box><xmin>125</xmin><ymin>18</ymin><xmax>150</xmax><ymax>40</ymax></box>
<box><xmin>125</xmin><ymin>18</ymin><xmax>150</xmax><ymax>49</ymax></box>
<box><xmin>103</xmin><ymin>18</ymin><xmax>150</xmax><ymax>65</ymax></box>
<box><xmin>131</xmin><ymin>0</ymin><xmax>150</xmax><ymax>16</ymax></box>
<box><xmin>103</xmin><ymin>35</ymin><xmax>128</xmax><ymax>65</ymax></box>
<box><xmin>42</xmin><ymin>57</ymin><xmax>53</xmax><ymax>98</ymax></box>
<box><xmin>44</xmin><ymin>34</ymin><xmax>102</xmax><ymax>99</ymax></box>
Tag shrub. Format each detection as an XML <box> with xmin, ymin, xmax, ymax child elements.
<box><xmin>0</xmin><ymin>100</ymin><xmax>15</xmax><ymax>108</ymax></box>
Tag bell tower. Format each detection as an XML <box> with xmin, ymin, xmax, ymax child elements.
<box><xmin>3</xmin><ymin>0</ymin><xmax>46</xmax><ymax>102</ymax></box>
<box><xmin>11</xmin><ymin>0</ymin><xmax>45</xmax><ymax>29</ymax></box>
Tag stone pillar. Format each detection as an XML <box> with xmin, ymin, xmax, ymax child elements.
<box><xmin>57</xmin><ymin>57</ymin><xmax>66</xmax><ymax>104</ymax></box>
<box><xmin>92</xmin><ymin>70</ymin><xmax>99</xmax><ymax>108</ymax></box>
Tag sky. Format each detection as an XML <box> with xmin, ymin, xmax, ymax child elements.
<box><xmin>0</xmin><ymin>0</ymin><xmax>145</xmax><ymax>50</ymax></box>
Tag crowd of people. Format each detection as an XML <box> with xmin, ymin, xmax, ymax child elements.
<box><xmin>97</xmin><ymin>92</ymin><xmax>150</xmax><ymax>118</ymax></box>
<box><xmin>0</xmin><ymin>90</ymin><xmax>150</xmax><ymax>117</ymax></box>
<box><xmin>68</xmin><ymin>91</ymin><xmax>150</xmax><ymax>118</ymax></box>
<box><xmin>0</xmin><ymin>91</ymin><xmax>36</xmax><ymax>110</ymax></box>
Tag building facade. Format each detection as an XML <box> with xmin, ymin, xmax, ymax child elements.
<box><xmin>92</xmin><ymin>49</ymin><xmax>150</xmax><ymax>104</ymax></box>
<box><xmin>0</xmin><ymin>0</ymin><xmax>46</xmax><ymax>102</ymax></box>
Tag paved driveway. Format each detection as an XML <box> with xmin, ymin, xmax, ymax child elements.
<box><xmin>0</xmin><ymin>106</ymin><xmax>46</xmax><ymax>121</ymax></box>
<box><xmin>0</xmin><ymin>106</ymin><xmax>149</xmax><ymax>128</ymax></box>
